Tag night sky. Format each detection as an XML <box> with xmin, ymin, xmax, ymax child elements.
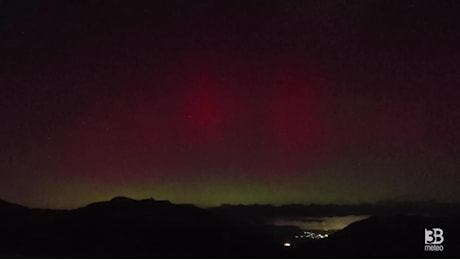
<box><xmin>1</xmin><ymin>0</ymin><xmax>460</xmax><ymax>209</ymax></box>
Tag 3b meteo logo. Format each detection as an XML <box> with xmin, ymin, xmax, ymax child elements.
<box><xmin>425</xmin><ymin>228</ymin><xmax>444</xmax><ymax>252</ymax></box>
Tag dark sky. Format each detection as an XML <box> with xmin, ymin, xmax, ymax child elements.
<box><xmin>1</xmin><ymin>0</ymin><xmax>460</xmax><ymax>208</ymax></box>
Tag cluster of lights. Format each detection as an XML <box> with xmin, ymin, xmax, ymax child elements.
<box><xmin>283</xmin><ymin>230</ymin><xmax>330</xmax><ymax>247</ymax></box>
<box><xmin>294</xmin><ymin>231</ymin><xmax>329</xmax><ymax>240</ymax></box>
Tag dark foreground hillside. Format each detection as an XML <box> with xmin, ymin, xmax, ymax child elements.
<box><xmin>289</xmin><ymin>215</ymin><xmax>460</xmax><ymax>258</ymax></box>
<box><xmin>1</xmin><ymin>197</ymin><xmax>460</xmax><ymax>258</ymax></box>
<box><xmin>0</xmin><ymin>197</ymin><xmax>285</xmax><ymax>258</ymax></box>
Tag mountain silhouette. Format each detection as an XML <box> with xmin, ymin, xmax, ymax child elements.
<box><xmin>1</xmin><ymin>198</ymin><xmax>460</xmax><ymax>258</ymax></box>
<box><xmin>0</xmin><ymin>199</ymin><xmax>28</xmax><ymax>214</ymax></box>
<box><xmin>0</xmin><ymin>197</ymin><xmax>284</xmax><ymax>258</ymax></box>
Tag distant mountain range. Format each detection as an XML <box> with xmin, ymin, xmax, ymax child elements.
<box><xmin>1</xmin><ymin>197</ymin><xmax>459</xmax><ymax>258</ymax></box>
<box><xmin>209</xmin><ymin>200</ymin><xmax>460</xmax><ymax>223</ymax></box>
